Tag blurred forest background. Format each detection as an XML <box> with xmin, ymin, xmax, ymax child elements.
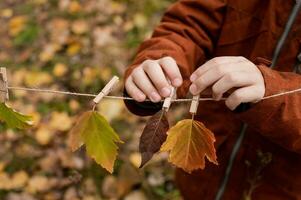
<box><xmin>0</xmin><ymin>0</ymin><xmax>190</xmax><ymax>200</ymax></box>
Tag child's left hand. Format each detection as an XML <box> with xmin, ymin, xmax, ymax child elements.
<box><xmin>189</xmin><ymin>56</ymin><xmax>265</xmax><ymax>110</ymax></box>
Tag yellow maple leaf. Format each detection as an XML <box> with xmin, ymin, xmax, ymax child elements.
<box><xmin>161</xmin><ymin>119</ymin><xmax>218</xmax><ymax>173</ymax></box>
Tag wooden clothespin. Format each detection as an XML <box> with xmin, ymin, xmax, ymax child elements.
<box><xmin>0</xmin><ymin>67</ymin><xmax>9</xmax><ymax>103</ymax></box>
<box><xmin>162</xmin><ymin>86</ymin><xmax>177</xmax><ymax>112</ymax></box>
<box><xmin>93</xmin><ymin>76</ymin><xmax>119</xmax><ymax>104</ymax></box>
<box><xmin>189</xmin><ymin>94</ymin><xmax>200</xmax><ymax>114</ymax></box>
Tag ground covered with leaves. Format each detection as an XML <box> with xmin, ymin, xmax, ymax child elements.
<box><xmin>0</xmin><ymin>0</ymin><xmax>190</xmax><ymax>199</ymax></box>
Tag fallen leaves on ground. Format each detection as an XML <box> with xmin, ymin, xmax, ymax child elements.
<box><xmin>0</xmin><ymin>0</ymin><xmax>180</xmax><ymax>199</ymax></box>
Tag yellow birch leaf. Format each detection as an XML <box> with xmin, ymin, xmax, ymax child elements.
<box><xmin>69</xmin><ymin>111</ymin><xmax>123</xmax><ymax>173</ymax></box>
<box><xmin>160</xmin><ymin>119</ymin><xmax>218</xmax><ymax>173</ymax></box>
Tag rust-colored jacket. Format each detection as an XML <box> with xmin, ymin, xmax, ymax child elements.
<box><xmin>124</xmin><ymin>0</ymin><xmax>301</xmax><ymax>199</ymax></box>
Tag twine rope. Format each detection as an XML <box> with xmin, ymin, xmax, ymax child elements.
<box><xmin>6</xmin><ymin>86</ymin><xmax>301</xmax><ymax>102</ymax></box>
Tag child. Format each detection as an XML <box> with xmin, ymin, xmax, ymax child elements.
<box><xmin>124</xmin><ymin>0</ymin><xmax>301</xmax><ymax>199</ymax></box>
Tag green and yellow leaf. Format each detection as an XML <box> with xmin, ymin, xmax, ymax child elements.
<box><xmin>69</xmin><ymin>111</ymin><xmax>123</xmax><ymax>173</ymax></box>
<box><xmin>0</xmin><ymin>103</ymin><xmax>33</xmax><ymax>129</ymax></box>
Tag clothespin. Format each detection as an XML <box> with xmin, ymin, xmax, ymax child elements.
<box><xmin>93</xmin><ymin>76</ymin><xmax>119</xmax><ymax>104</ymax></box>
<box><xmin>189</xmin><ymin>94</ymin><xmax>200</xmax><ymax>114</ymax></box>
<box><xmin>162</xmin><ymin>86</ymin><xmax>177</xmax><ymax>112</ymax></box>
<box><xmin>0</xmin><ymin>67</ymin><xmax>9</xmax><ymax>103</ymax></box>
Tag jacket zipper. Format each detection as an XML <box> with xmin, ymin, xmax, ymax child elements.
<box><xmin>215</xmin><ymin>2</ymin><xmax>301</xmax><ymax>200</ymax></box>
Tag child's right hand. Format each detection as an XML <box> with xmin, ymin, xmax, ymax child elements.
<box><xmin>125</xmin><ymin>57</ymin><xmax>183</xmax><ymax>102</ymax></box>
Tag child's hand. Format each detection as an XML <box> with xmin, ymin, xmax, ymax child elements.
<box><xmin>125</xmin><ymin>57</ymin><xmax>183</xmax><ymax>102</ymax></box>
<box><xmin>189</xmin><ymin>56</ymin><xmax>265</xmax><ymax>110</ymax></box>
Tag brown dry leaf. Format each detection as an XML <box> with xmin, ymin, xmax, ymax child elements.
<box><xmin>0</xmin><ymin>171</ymin><xmax>28</xmax><ymax>190</ymax></box>
<box><xmin>102</xmin><ymin>175</ymin><xmax>119</xmax><ymax>198</ymax></box>
<box><xmin>69</xmin><ymin>99</ymin><xmax>80</xmax><ymax>112</ymax></box>
<box><xmin>71</xmin><ymin>20</ymin><xmax>89</xmax><ymax>35</ymax></box>
<box><xmin>10</xmin><ymin>171</ymin><xmax>29</xmax><ymax>189</ymax></box>
<box><xmin>0</xmin><ymin>173</ymin><xmax>10</xmax><ymax>190</ymax></box>
<box><xmin>48</xmin><ymin>18</ymin><xmax>70</xmax><ymax>45</ymax></box>
<box><xmin>64</xmin><ymin>187</ymin><xmax>80</xmax><ymax>200</ymax></box>
<box><xmin>139</xmin><ymin>110</ymin><xmax>169</xmax><ymax>168</ymax></box>
<box><xmin>117</xmin><ymin>163</ymin><xmax>141</xmax><ymax>196</ymax></box>
<box><xmin>1</xmin><ymin>9</ymin><xmax>13</xmax><ymax>18</ymax></box>
<box><xmin>26</xmin><ymin>175</ymin><xmax>49</xmax><ymax>194</ymax></box>
<box><xmin>93</xmin><ymin>27</ymin><xmax>113</xmax><ymax>47</ymax></box>
<box><xmin>160</xmin><ymin>119</ymin><xmax>218</xmax><ymax>173</ymax></box>
<box><xmin>39</xmin><ymin>44</ymin><xmax>60</xmax><ymax>62</ymax></box>
<box><xmin>68</xmin><ymin>0</ymin><xmax>82</xmax><ymax>13</ymax></box>
<box><xmin>35</xmin><ymin>125</ymin><xmax>53</xmax><ymax>145</ymax></box>
<box><xmin>10</xmin><ymin>69</ymin><xmax>28</xmax><ymax>85</ymax></box>
<box><xmin>49</xmin><ymin>111</ymin><xmax>73</xmax><ymax>132</ymax></box>
<box><xmin>124</xmin><ymin>191</ymin><xmax>147</xmax><ymax>200</ymax></box>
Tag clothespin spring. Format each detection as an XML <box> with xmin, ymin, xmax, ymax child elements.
<box><xmin>92</xmin><ymin>76</ymin><xmax>119</xmax><ymax>110</ymax></box>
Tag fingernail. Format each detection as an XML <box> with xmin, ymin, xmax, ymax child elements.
<box><xmin>190</xmin><ymin>84</ymin><xmax>198</xmax><ymax>94</ymax></box>
<box><xmin>173</xmin><ymin>78</ymin><xmax>182</xmax><ymax>87</ymax></box>
<box><xmin>190</xmin><ymin>74</ymin><xmax>197</xmax><ymax>82</ymax></box>
<box><xmin>161</xmin><ymin>87</ymin><xmax>171</xmax><ymax>97</ymax></box>
<box><xmin>150</xmin><ymin>92</ymin><xmax>161</xmax><ymax>102</ymax></box>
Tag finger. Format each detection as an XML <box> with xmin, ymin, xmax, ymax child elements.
<box><xmin>212</xmin><ymin>72</ymin><xmax>256</xmax><ymax>100</ymax></box>
<box><xmin>125</xmin><ymin>77</ymin><xmax>146</xmax><ymax>102</ymax></box>
<box><xmin>132</xmin><ymin>68</ymin><xmax>161</xmax><ymax>102</ymax></box>
<box><xmin>143</xmin><ymin>60</ymin><xmax>171</xmax><ymax>97</ymax></box>
<box><xmin>190</xmin><ymin>56</ymin><xmax>246</xmax><ymax>82</ymax></box>
<box><xmin>189</xmin><ymin>63</ymin><xmax>235</xmax><ymax>95</ymax></box>
<box><xmin>159</xmin><ymin>57</ymin><xmax>183</xmax><ymax>87</ymax></box>
<box><xmin>225</xmin><ymin>86</ymin><xmax>260</xmax><ymax>110</ymax></box>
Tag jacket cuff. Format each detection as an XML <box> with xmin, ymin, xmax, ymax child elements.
<box><xmin>123</xmin><ymin>89</ymin><xmax>162</xmax><ymax>116</ymax></box>
<box><xmin>235</xmin><ymin>63</ymin><xmax>283</xmax><ymax>127</ymax></box>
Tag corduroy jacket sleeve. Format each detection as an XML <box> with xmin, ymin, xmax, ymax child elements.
<box><xmin>124</xmin><ymin>0</ymin><xmax>227</xmax><ymax>116</ymax></box>
<box><xmin>237</xmin><ymin>60</ymin><xmax>301</xmax><ymax>154</ymax></box>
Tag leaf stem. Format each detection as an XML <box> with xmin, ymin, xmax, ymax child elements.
<box><xmin>191</xmin><ymin>113</ymin><xmax>195</xmax><ymax>121</ymax></box>
<box><xmin>92</xmin><ymin>103</ymin><xmax>96</xmax><ymax>111</ymax></box>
